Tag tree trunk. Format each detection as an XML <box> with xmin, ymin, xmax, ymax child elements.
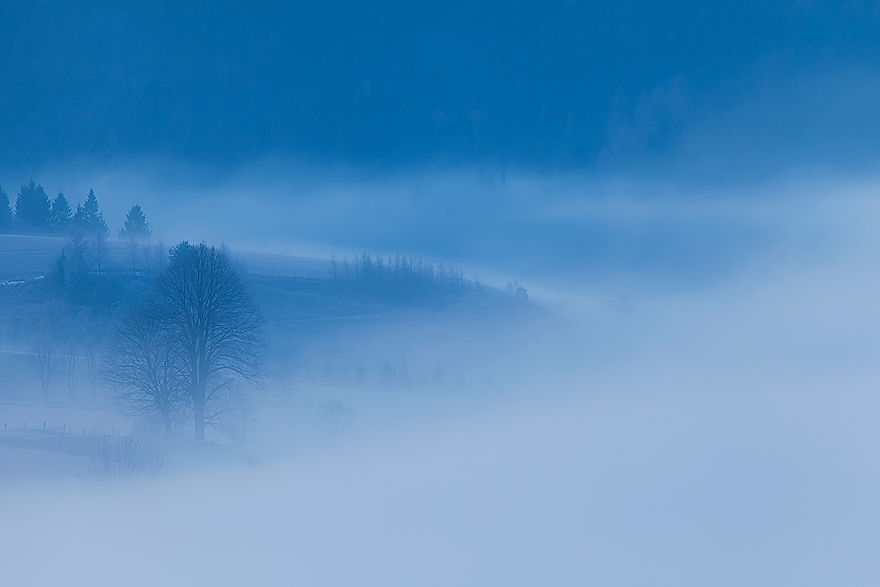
<box><xmin>160</xmin><ymin>408</ymin><xmax>172</xmax><ymax>436</ymax></box>
<box><xmin>193</xmin><ymin>393</ymin><xmax>206</xmax><ymax>441</ymax></box>
<box><xmin>39</xmin><ymin>353</ymin><xmax>50</xmax><ymax>401</ymax></box>
<box><xmin>67</xmin><ymin>354</ymin><xmax>76</xmax><ymax>402</ymax></box>
<box><xmin>86</xmin><ymin>354</ymin><xmax>96</xmax><ymax>403</ymax></box>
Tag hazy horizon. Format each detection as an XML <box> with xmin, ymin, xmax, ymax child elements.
<box><xmin>3</xmin><ymin>2</ymin><xmax>880</xmax><ymax>585</ymax></box>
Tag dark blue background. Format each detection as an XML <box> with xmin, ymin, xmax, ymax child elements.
<box><xmin>3</xmin><ymin>1</ymin><xmax>879</xmax><ymax>170</ymax></box>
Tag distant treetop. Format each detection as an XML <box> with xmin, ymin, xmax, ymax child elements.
<box><xmin>15</xmin><ymin>180</ymin><xmax>51</xmax><ymax>233</ymax></box>
<box><xmin>0</xmin><ymin>180</ymin><xmax>159</xmax><ymax>241</ymax></box>
<box><xmin>0</xmin><ymin>186</ymin><xmax>12</xmax><ymax>230</ymax></box>
<box><xmin>72</xmin><ymin>189</ymin><xmax>108</xmax><ymax>238</ymax></box>
<box><xmin>120</xmin><ymin>204</ymin><xmax>151</xmax><ymax>241</ymax></box>
<box><xmin>49</xmin><ymin>192</ymin><xmax>72</xmax><ymax>233</ymax></box>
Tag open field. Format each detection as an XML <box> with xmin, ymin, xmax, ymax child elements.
<box><xmin>0</xmin><ymin>232</ymin><xmax>536</xmax><ymax>482</ymax></box>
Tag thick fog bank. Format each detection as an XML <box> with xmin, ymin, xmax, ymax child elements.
<box><xmin>4</xmin><ymin>183</ymin><xmax>880</xmax><ymax>585</ymax></box>
<box><xmin>2</xmin><ymin>366</ymin><xmax>879</xmax><ymax>586</ymax></box>
<box><xmin>12</xmin><ymin>160</ymin><xmax>875</xmax><ymax>294</ymax></box>
<box><xmin>2</xmin><ymin>166</ymin><xmax>880</xmax><ymax>584</ymax></box>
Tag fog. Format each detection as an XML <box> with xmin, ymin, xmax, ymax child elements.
<box><xmin>2</xmin><ymin>162</ymin><xmax>880</xmax><ymax>584</ymax></box>
<box><xmin>4</xmin><ymin>1</ymin><xmax>880</xmax><ymax>584</ymax></box>
<box><xmin>8</xmin><ymin>157</ymin><xmax>869</xmax><ymax>290</ymax></box>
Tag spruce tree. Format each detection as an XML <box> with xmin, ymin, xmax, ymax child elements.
<box><xmin>72</xmin><ymin>203</ymin><xmax>85</xmax><ymax>234</ymax></box>
<box><xmin>0</xmin><ymin>186</ymin><xmax>12</xmax><ymax>231</ymax></box>
<box><xmin>70</xmin><ymin>190</ymin><xmax>109</xmax><ymax>275</ymax></box>
<box><xmin>120</xmin><ymin>204</ymin><xmax>151</xmax><ymax>241</ymax></box>
<box><xmin>120</xmin><ymin>204</ymin><xmax>152</xmax><ymax>275</ymax></box>
<box><xmin>15</xmin><ymin>180</ymin><xmax>51</xmax><ymax>232</ymax></box>
<box><xmin>77</xmin><ymin>189</ymin><xmax>108</xmax><ymax>236</ymax></box>
<box><xmin>49</xmin><ymin>192</ymin><xmax>73</xmax><ymax>234</ymax></box>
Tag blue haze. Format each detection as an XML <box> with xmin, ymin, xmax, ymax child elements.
<box><xmin>2</xmin><ymin>4</ymin><xmax>880</xmax><ymax>586</ymax></box>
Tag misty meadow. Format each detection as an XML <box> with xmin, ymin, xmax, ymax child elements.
<box><xmin>4</xmin><ymin>2</ymin><xmax>880</xmax><ymax>586</ymax></box>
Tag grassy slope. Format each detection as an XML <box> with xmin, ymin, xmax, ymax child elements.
<box><xmin>0</xmin><ymin>233</ymin><xmax>535</xmax><ymax>479</ymax></box>
<box><xmin>0</xmin><ymin>234</ymin><xmax>67</xmax><ymax>281</ymax></box>
<box><xmin>0</xmin><ymin>233</ymin><xmax>532</xmax><ymax>396</ymax></box>
<box><xmin>0</xmin><ymin>232</ymin><xmax>527</xmax><ymax>329</ymax></box>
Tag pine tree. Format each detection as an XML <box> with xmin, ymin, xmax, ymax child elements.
<box><xmin>120</xmin><ymin>204</ymin><xmax>152</xmax><ymax>275</ymax></box>
<box><xmin>0</xmin><ymin>186</ymin><xmax>12</xmax><ymax>231</ymax></box>
<box><xmin>49</xmin><ymin>192</ymin><xmax>72</xmax><ymax>234</ymax></box>
<box><xmin>120</xmin><ymin>204</ymin><xmax>151</xmax><ymax>241</ymax></box>
<box><xmin>75</xmin><ymin>189</ymin><xmax>108</xmax><ymax>236</ymax></box>
<box><xmin>15</xmin><ymin>180</ymin><xmax>51</xmax><ymax>232</ymax></box>
<box><xmin>70</xmin><ymin>190</ymin><xmax>109</xmax><ymax>275</ymax></box>
<box><xmin>72</xmin><ymin>203</ymin><xmax>85</xmax><ymax>233</ymax></box>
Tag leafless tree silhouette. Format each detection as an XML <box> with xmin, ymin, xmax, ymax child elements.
<box><xmin>105</xmin><ymin>303</ymin><xmax>186</xmax><ymax>433</ymax></box>
<box><xmin>155</xmin><ymin>243</ymin><xmax>263</xmax><ymax>440</ymax></box>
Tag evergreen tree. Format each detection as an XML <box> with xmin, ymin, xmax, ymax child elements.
<box><xmin>49</xmin><ymin>192</ymin><xmax>72</xmax><ymax>234</ymax></box>
<box><xmin>0</xmin><ymin>186</ymin><xmax>12</xmax><ymax>231</ymax></box>
<box><xmin>70</xmin><ymin>190</ymin><xmax>109</xmax><ymax>275</ymax></box>
<box><xmin>120</xmin><ymin>204</ymin><xmax>151</xmax><ymax>241</ymax></box>
<box><xmin>64</xmin><ymin>203</ymin><xmax>91</xmax><ymax>287</ymax></box>
<box><xmin>74</xmin><ymin>189</ymin><xmax>108</xmax><ymax>236</ymax></box>
<box><xmin>71</xmin><ymin>203</ymin><xmax>85</xmax><ymax>233</ymax></box>
<box><xmin>120</xmin><ymin>204</ymin><xmax>152</xmax><ymax>275</ymax></box>
<box><xmin>15</xmin><ymin>180</ymin><xmax>51</xmax><ymax>232</ymax></box>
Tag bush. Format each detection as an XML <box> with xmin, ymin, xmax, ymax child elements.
<box><xmin>92</xmin><ymin>436</ymin><xmax>165</xmax><ymax>477</ymax></box>
<box><xmin>318</xmin><ymin>400</ymin><xmax>353</xmax><ymax>435</ymax></box>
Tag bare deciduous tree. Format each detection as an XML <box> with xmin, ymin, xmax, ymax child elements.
<box><xmin>34</xmin><ymin>332</ymin><xmax>53</xmax><ymax>400</ymax></box>
<box><xmin>156</xmin><ymin>243</ymin><xmax>263</xmax><ymax>441</ymax></box>
<box><xmin>61</xmin><ymin>323</ymin><xmax>78</xmax><ymax>401</ymax></box>
<box><xmin>78</xmin><ymin>307</ymin><xmax>105</xmax><ymax>402</ymax></box>
<box><xmin>105</xmin><ymin>304</ymin><xmax>186</xmax><ymax>433</ymax></box>
<box><xmin>26</xmin><ymin>307</ymin><xmax>59</xmax><ymax>400</ymax></box>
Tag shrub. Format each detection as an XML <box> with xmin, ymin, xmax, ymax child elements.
<box><xmin>92</xmin><ymin>436</ymin><xmax>165</xmax><ymax>477</ymax></box>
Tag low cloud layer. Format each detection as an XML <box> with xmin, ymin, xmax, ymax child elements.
<box><xmin>3</xmin><ymin>166</ymin><xmax>880</xmax><ymax>585</ymax></box>
<box><xmin>8</xmin><ymin>154</ymin><xmax>878</xmax><ymax>303</ymax></box>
